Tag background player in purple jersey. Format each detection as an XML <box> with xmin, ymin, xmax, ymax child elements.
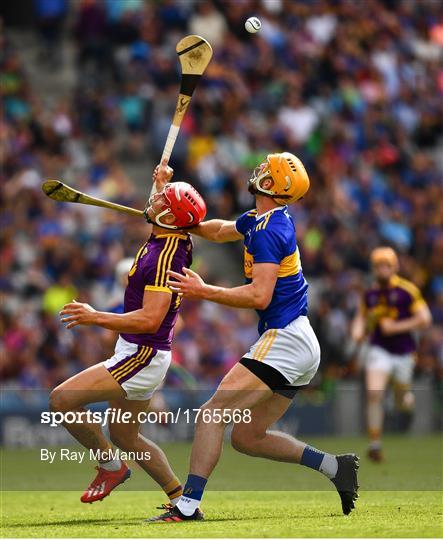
<box><xmin>351</xmin><ymin>247</ymin><xmax>432</xmax><ymax>462</ymax></box>
<box><xmin>51</xmin><ymin>162</ymin><xmax>206</xmax><ymax>504</ymax></box>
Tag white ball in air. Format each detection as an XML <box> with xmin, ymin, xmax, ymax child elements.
<box><xmin>245</xmin><ymin>17</ymin><xmax>261</xmax><ymax>34</ymax></box>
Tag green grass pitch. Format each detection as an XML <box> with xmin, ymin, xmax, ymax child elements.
<box><xmin>1</xmin><ymin>435</ymin><xmax>442</xmax><ymax>538</ymax></box>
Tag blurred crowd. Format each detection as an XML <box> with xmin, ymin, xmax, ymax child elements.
<box><xmin>1</xmin><ymin>0</ymin><xmax>442</xmax><ymax>393</ymax></box>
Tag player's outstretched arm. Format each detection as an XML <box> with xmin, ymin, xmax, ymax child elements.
<box><xmin>60</xmin><ymin>290</ymin><xmax>172</xmax><ymax>334</ymax></box>
<box><xmin>167</xmin><ymin>262</ymin><xmax>278</xmax><ymax>310</ymax></box>
<box><xmin>190</xmin><ymin>220</ymin><xmax>243</xmax><ymax>243</ymax></box>
<box><xmin>379</xmin><ymin>304</ymin><xmax>432</xmax><ymax>336</ymax></box>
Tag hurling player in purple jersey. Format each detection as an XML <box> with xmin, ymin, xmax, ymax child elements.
<box><xmin>351</xmin><ymin>247</ymin><xmax>432</xmax><ymax>462</ymax></box>
<box><xmin>53</xmin><ymin>161</ymin><xmax>206</xmax><ymax>504</ymax></box>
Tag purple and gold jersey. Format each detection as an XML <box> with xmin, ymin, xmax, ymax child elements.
<box><xmin>363</xmin><ymin>274</ymin><xmax>427</xmax><ymax>354</ymax></box>
<box><xmin>121</xmin><ymin>233</ymin><xmax>192</xmax><ymax>350</ymax></box>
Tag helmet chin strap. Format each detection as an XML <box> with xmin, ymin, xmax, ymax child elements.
<box><xmin>248</xmin><ymin>168</ymin><xmax>277</xmax><ymax>198</ymax></box>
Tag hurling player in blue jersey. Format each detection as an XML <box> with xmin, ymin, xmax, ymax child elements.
<box><xmin>149</xmin><ymin>153</ymin><xmax>359</xmax><ymax>522</ymax></box>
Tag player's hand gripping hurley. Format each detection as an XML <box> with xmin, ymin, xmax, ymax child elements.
<box><xmin>42</xmin><ymin>35</ymin><xmax>212</xmax><ymax>213</ymax></box>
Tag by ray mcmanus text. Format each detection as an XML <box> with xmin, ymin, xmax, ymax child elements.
<box><xmin>40</xmin><ymin>448</ymin><xmax>151</xmax><ymax>464</ymax></box>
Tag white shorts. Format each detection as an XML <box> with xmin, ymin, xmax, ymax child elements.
<box><xmin>366</xmin><ymin>345</ymin><xmax>415</xmax><ymax>385</ymax></box>
<box><xmin>244</xmin><ymin>316</ymin><xmax>321</xmax><ymax>386</ymax></box>
<box><xmin>103</xmin><ymin>336</ymin><xmax>171</xmax><ymax>400</ymax></box>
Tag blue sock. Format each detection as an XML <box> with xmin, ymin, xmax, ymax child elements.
<box><xmin>177</xmin><ymin>474</ymin><xmax>207</xmax><ymax>516</ymax></box>
<box><xmin>300</xmin><ymin>446</ymin><xmax>338</xmax><ymax>479</ymax></box>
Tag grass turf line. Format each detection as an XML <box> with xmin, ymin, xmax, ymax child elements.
<box><xmin>1</xmin><ymin>435</ymin><xmax>442</xmax><ymax>537</ymax></box>
<box><xmin>1</xmin><ymin>491</ymin><xmax>442</xmax><ymax>538</ymax></box>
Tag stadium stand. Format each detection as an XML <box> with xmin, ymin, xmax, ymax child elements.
<box><xmin>1</xmin><ymin>0</ymin><xmax>442</xmax><ymax>395</ymax></box>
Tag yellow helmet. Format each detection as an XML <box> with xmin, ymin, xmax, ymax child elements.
<box><xmin>248</xmin><ymin>152</ymin><xmax>310</xmax><ymax>204</ymax></box>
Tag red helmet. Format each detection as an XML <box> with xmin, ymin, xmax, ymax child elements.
<box><xmin>147</xmin><ymin>182</ymin><xmax>206</xmax><ymax>230</ymax></box>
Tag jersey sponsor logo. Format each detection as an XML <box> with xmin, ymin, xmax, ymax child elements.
<box><xmin>243</xmin><ymin>247</ymin><xmax>254</xmax><ymax>278</ymax></box>
<box><xmin>366</xmin><ymin>304</ymin><xmax>399</xmax><ymax>331</ymax></box>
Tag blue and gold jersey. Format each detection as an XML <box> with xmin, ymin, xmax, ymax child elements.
<box><xmin>235</xmin><ymin>206</ymin><xmax>308</xmax><ymax>335</ymax></box>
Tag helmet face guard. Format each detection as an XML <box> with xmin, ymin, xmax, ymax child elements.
<box><xmin>145</xmin><ymin>182</ymin><xmax>206</xmax><ymax>230</ymax></box>
<box><xmin>146</xmin><ymin>191</ymin><xmax>176</xmax><ymax>230</ymax></box>
<box><xmin>248</xmin><ymin>162</ymin><xmax>274</xmax><ymax>196</ymax></box>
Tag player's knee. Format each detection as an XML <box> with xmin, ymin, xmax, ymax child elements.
<box><xmin>199</xmin><ymin>395</ymin><xmax>229</xmax><ymax>417</ymax></box>
<box><xmin>231</xmin><ymin>426</ymin><xmax>262</xmax><ymax>455</ymax></box>
<box><xmin>394</xmin><ymin>386</ymin><xmax>414</xmax><ymax>411</ymax></box>
<box><xmin>49</xmin><ymin>387</ymin><xmax>70</xmax><ymax>412</ymax></box>
<box><xmin>195</xmin><ymin>401</ymin><xmax>214</xmax><ymax>427</ymax></box>
<box><xmin>230</xmin><ymin>431</ymin><xmax>250</xmax><ymax>454</ymax></box>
